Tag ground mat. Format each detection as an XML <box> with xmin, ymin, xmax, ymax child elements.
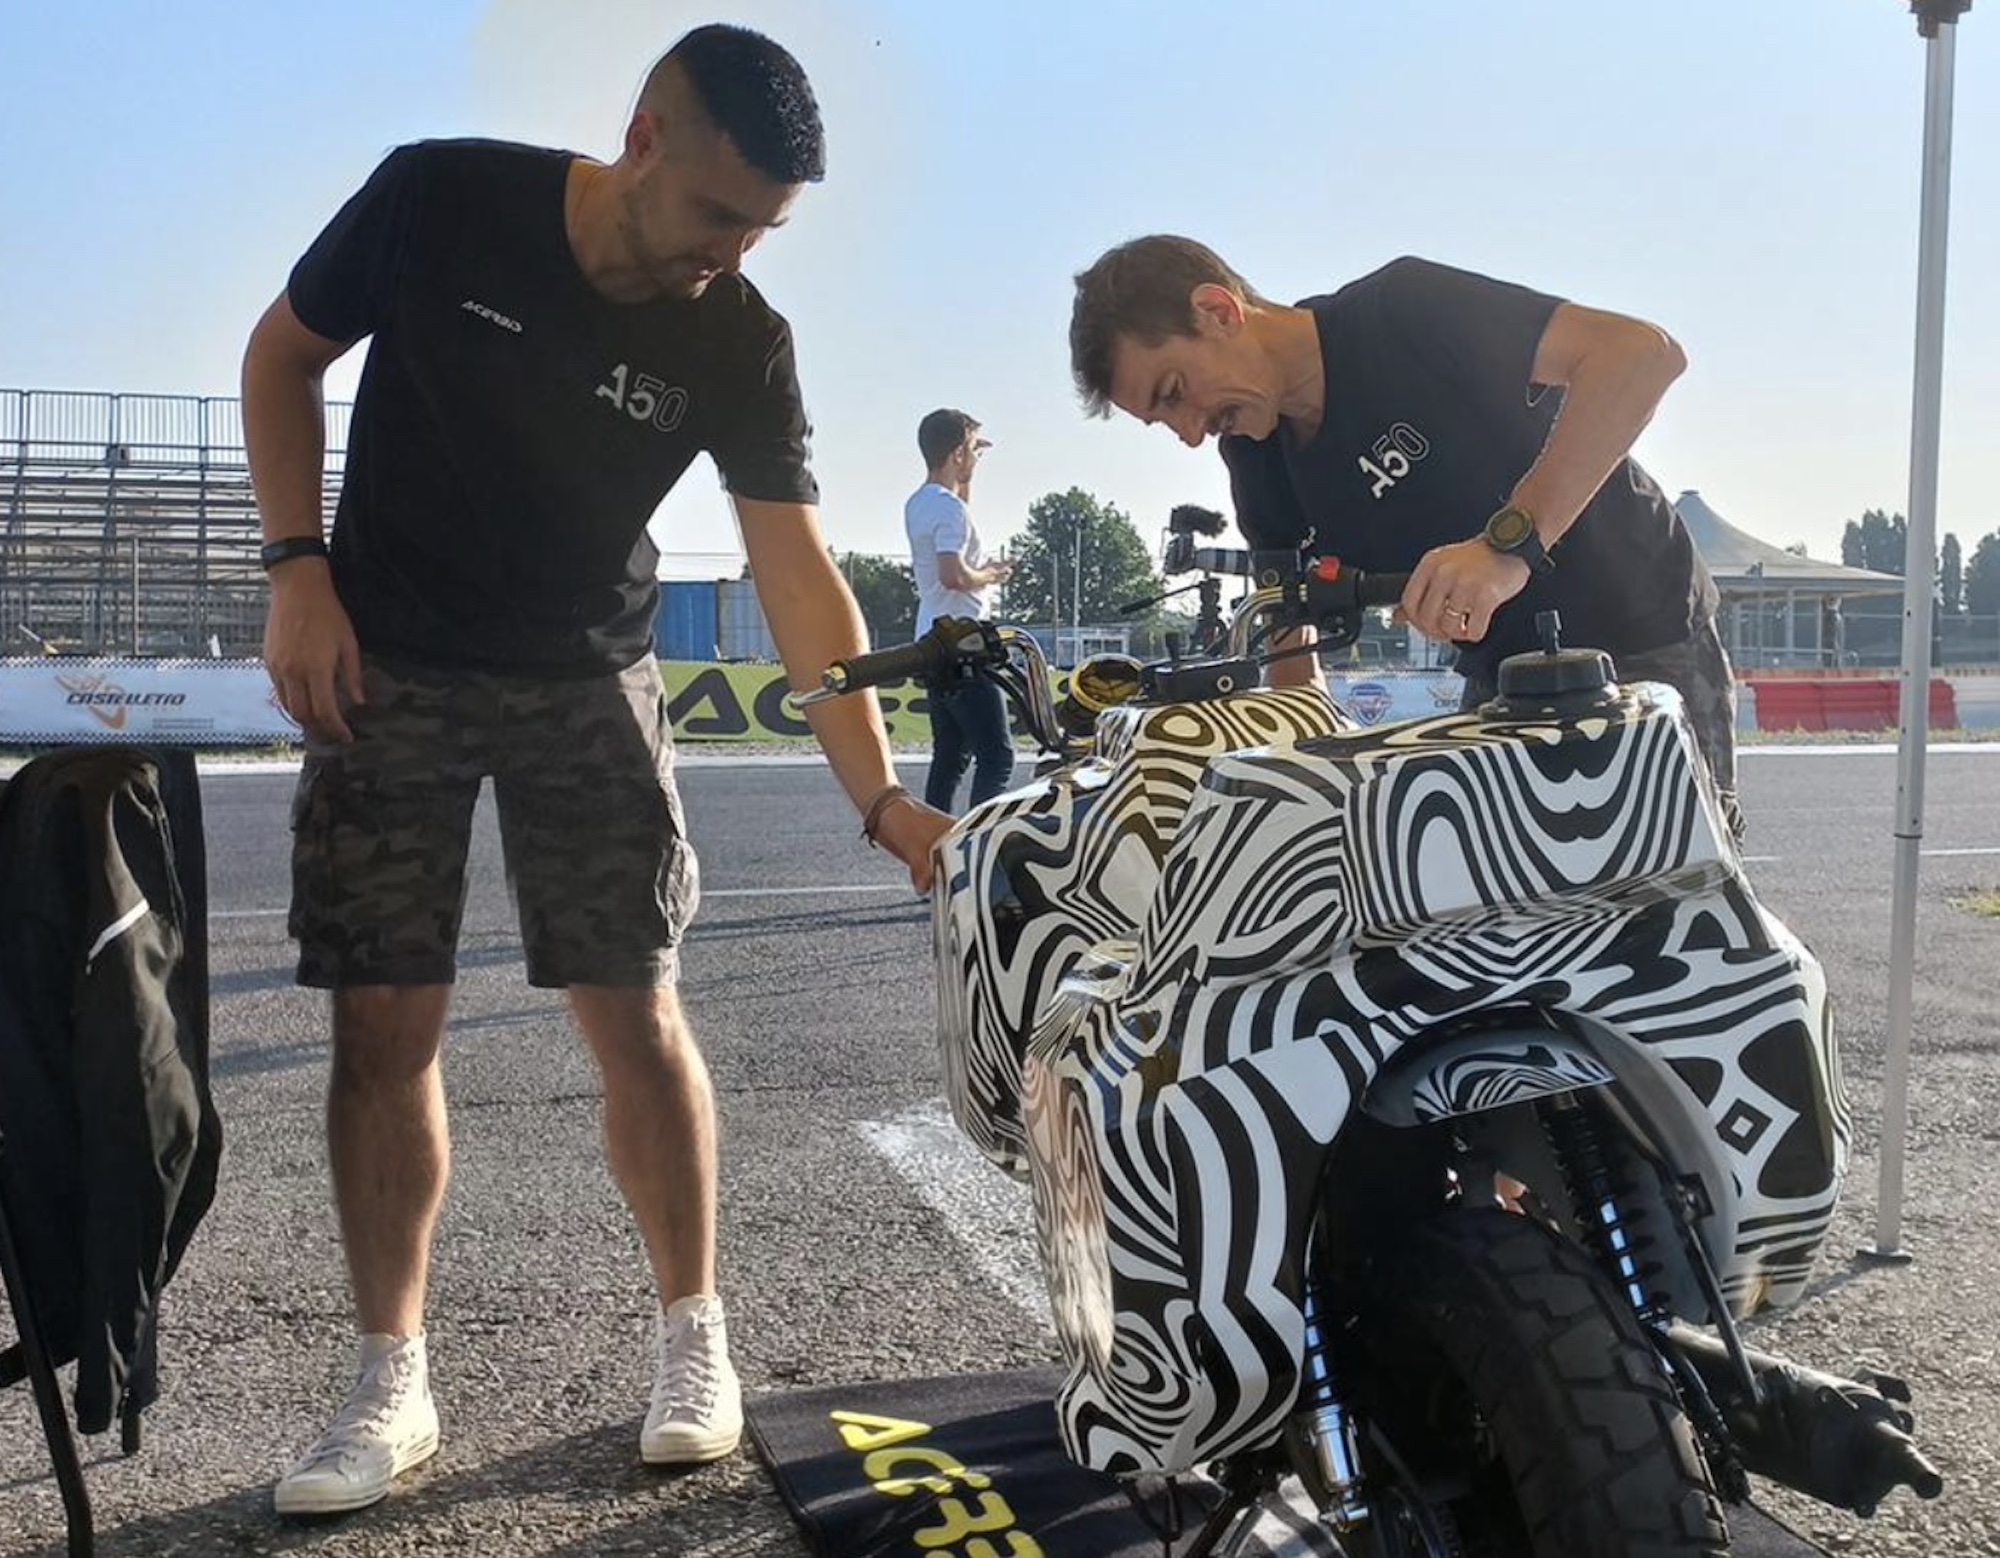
<box><xmin>746</xmin><ymin>1366</ymin><xmax>1829</xmax><ymax>1557</ymax></box>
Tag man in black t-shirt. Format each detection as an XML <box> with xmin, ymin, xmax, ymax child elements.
<box><xmin>1067</xmin><ymin>235</ymin><xmax>1742</xmax><ymax>836</ymax></box>
<box><xmin>244</xmin><ymin>26</ymin><xmax>952</xmax><ymax>1517</ymax></box>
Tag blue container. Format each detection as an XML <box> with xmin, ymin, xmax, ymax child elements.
<box><xmin>654</xmin><ymin>580</ymin><xmax>719</xmax><ymax>661</ymax></box>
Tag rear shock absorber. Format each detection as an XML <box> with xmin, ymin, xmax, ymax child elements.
<box><xmin>1540</xmin><ymin>1094</ymin><xmax>1757</xmax><ymax>1496</ymax></box>
<box><xmin>1287</xmin><ymin>1273</ymin><xmax>1371</xmax><ymax>1533</ymax></box>
<box><xmin>1539</xmin><ymin>1093</ymin><xmax>1667</xmax><ymax>1328</ymax></box>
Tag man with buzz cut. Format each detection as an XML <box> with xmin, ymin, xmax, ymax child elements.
<box><xmin>1068</xmin><ymin>236</ymin><xmax>1743</xmax><ymax>838</ymax></box>
<box><xmin>244</xmin><ymin>24</ymin><xmax>955</xmax><ymax>1515</ymax></box>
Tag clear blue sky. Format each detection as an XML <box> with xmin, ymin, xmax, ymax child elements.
<box><xmin>3</xmin><ymin>1</ymin><xmax>1994</xmax><ymax>574</ymax></box>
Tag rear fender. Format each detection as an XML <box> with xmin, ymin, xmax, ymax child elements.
<box><xmin>1362</xmin><ymin>1029</ymin><xmax>1615</xmax><ymax>1128</ymax></box>
<box><xmin>1358</xmin><ymin>1024</ymin><xmax>1722</xmax><ymax>1322</ymax></box>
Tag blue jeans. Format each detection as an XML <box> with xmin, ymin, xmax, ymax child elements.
<box><xmin>924</xmin><ymin>677</ymin><xmax>1015</xmax><ymax>813</ymax></box>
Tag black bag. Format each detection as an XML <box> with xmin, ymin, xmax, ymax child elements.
<box><xmin>0</xmin><ymin>746</ymin><xmax>220</xmax><ymax>1436</ymax></box>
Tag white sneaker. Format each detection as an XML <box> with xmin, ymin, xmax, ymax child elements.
<box><xmin>274</xmin><ymin>1333</ymin><xmax>442</xmax><ymax>1515</ymax></box>
<box><xmin>641</xmin><ymin>1294</ymin><xmax>743</xmax><ymax>1465</ymax></box>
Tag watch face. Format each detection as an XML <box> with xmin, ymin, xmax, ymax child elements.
<box><xmin>1488</xmin><ymin>507</ymin><xmax>1535</xmax><ymax>549</ymax></box>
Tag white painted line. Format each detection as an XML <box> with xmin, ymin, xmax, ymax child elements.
<box><xmin>702</xmin><ymin>884</ymin><xmax>911</xmax><ymax>898</ymax></box>
<box><xmin>210</xmin><ymin>883</ymin><xmax>910</xmax><ymax>919</ymax></box>
<box><xmin>856</xmin><ymin>1104</ymin><xmax>1051</xmax><ymax>1330</ymax></box>
<box><xmin>185</xmin><ymin>753</ymin><xmax>938</xmax><ymax>775</ymax></box>
<box><xmin>854</xmin><ymin>1104</ymin><xmax>1350</xmax><ymax>1554</ymax></box>
<box><xmin>1745</xmin><ymin>848</ymin><xmax>2000</xmax><ymax>864</ymax></box>
<box><xmin>51</xmin><ymin>742</ymin><xmax>2000</xmax><ymax>781</ymax></box>
<box><xmin>1740</xmin><ymin>743</ymin><xmax>2000</xmax><ymax>757</ymax></box>
<box><xmin>188</xmin><ymin>758</ymin><xmax>304</xmax><ymax>775</ymax></box>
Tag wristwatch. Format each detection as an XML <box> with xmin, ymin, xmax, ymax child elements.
<box><xmin>1482</xmin><ymin>505</ymin><xmax>1554</xmax><ymax>577</ymax></box>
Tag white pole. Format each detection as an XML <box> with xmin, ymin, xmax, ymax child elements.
<box><xmin>1073</xmin><ymin>518</ymin><xmax>1084</xmax><ymax>663</ymax></box>
<box><xmin>1872</xmin><ymin>16</ymin><xmax>1959</xmax><ymax>1259</ymax></box>
<box><xmin>1050</xmin><ymin>535</ymin><xmax>1061</xmax><ymax>661</ymax></box>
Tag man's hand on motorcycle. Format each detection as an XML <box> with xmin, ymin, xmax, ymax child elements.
<box><xmin>262</xmin><ymin>566</ymin><xmax>365</xmax><ymax>744</ymax></box>
<box><xmin>1400</xmin><ymin>540</ymin><xmax>1530</xmax><ymax>643</ymax></box>
<box><xmin>876</xmin><ymin>796</ymin><xmax>953</xmax><ymax>894</ymax></box>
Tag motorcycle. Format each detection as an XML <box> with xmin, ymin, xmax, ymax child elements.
<box><xmin>806</xmin><ymin>545</ymin><xmax>1942</xmax><ymax>1556</ymax></box>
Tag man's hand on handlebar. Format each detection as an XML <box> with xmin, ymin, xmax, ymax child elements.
<box><xmin>1403</xmin><ymin>538</ymin><xmax>1530</xmax><ymax>644</ymax></box>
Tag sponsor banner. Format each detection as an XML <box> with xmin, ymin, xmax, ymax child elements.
<box><xmin>663</xmin><ymin>661</ymin><xmax>937</xmax><ymax>742</ymax></box>
<box><xmin>666</xmin><ymin>663</ymin><xmax>1469</xmax><ymax>740</ymax></box>
<box><xmin>1325</xmin><ymin>669</ymin><xmax>1465</xmax><ymax>726</ymax></box>
<box><xmin>1</xmin><ymin>658</ymin><xmax>1471</xmax><ymax>747</ymax></box>
<box><xmin>0</xmin><ymin>657</ymin><xmax>298</xmax><ymax>745</ymax></box>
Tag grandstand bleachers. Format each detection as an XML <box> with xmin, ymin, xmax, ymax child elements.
<box><xmin>1</xmin><ymin>388</ymin><xmax>349</xmax><ymax>657</ymax></box>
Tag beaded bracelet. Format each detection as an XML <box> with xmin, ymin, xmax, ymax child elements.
<box><xmin>860</xmin><ymin>783</ymin><xmax>914</xmax><ymax>847</ymax></box>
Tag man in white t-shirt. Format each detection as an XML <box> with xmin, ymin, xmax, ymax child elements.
<box><xmin>903</xmin><ymin>409</ymin><xmax>1015</xmax><ymax>811</ymax></box>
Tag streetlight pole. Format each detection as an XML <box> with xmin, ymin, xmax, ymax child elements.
<box><xmin>1870</xmin><ymin>0</ymin><xmax>1971</xmax><ymax>1261</ymax></box>
<box><xmin>1073</xmin><ymin>517</ymin><xmax>1084</xmax><ymax>665</ymax></box>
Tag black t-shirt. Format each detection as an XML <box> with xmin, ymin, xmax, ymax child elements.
<box><xmin>1221</xmin><ymin>257</ymin><xmax>1715</xmax><ymax>680</ymax></box>
<box><xmin>288</xmin><ymin>138</ymin><xmax>820</xmax><ymax>675</ymax></box>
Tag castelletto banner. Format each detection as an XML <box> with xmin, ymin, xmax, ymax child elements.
<box><xmin>0</xmin><ymin>657</ymin><xmax>299</xmax><ymax>745</ymax></box>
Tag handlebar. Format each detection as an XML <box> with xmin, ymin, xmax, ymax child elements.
<box><xmin>1226</xmin><ymin>560</ymin><xmax>1410</xmax><ymax>657</ymax></box>
<box><xmin>803</xmin><ymin>554</ymin><xmax>1412</xmax><ymax>751</ymax></box>
<box><xmin>813</xmin><ymin>619</ymin><xmax>1007</xmax><ymax>698</ymax></box>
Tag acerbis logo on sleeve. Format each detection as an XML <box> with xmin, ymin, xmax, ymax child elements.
<box><xmin>460</xmin><ymin>298</ymin><xmax>524</xmax><ymax>333</ymax></box>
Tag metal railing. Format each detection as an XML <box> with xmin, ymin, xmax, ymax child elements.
<box><xmin>2</xmin><ymin>388</ymin><xmax>351</xmax><ymax>656</ymax></box>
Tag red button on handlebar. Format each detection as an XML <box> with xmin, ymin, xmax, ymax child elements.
<box><xmin>1311</xmin><ymin>557</ymin><xmax>1344</xmax><ymax>583</ymax></box>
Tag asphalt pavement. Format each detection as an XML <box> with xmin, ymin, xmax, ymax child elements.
<box><xmin>2</xmin><ymin>748</ymin><xmax>1996</xmax><ymax>1557</ymax></box>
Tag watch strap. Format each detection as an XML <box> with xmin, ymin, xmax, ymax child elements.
<box><xmin>260</xmin><ymin>535</ymin><xmax>330</xmax><ymax>571</ymax></box>
<box><xmin>1511</xmin><ymin>527</ymin><xmax>1555</xmax><ymax>578</ymax></box>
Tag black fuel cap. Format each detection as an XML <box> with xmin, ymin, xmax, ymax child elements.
<box><xmin>1489</xmin><ymin>612</ymin><xmax>1618</xmax><ymax>713</ymax></box>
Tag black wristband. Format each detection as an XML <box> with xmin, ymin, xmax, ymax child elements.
<box><xmin>259</xmin><ymin>536</ymin><xmax>330</xmax><ymax>571</ymax></box>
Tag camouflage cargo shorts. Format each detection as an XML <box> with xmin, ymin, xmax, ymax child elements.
<box><xmin>289</xmin><ymin>653</ymin><xmax>699</xmax><ymax>989</ymax></box>
<box><xmin>1459</xmin><ymin>617</ymin><xmax>1746</xmax><ymax>841</ymax></box>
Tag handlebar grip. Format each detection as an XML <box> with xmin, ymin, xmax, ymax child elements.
<box><xmin>1355</xmin><ymin>570</ymin><xmax>1411</xmax><ymax>608</ymax></box>
<box><xmin>820</xmin><ymin>618</ymin><xmax>1006</xmax><ymax>695</ymax></box>
<box><xmin>1300</xmin><ymin>560</ymin><xmax>1410</xmax><ymax>615</ymax></box>
<box><xmin>822</xmin><ymin>638</ymin><xmax>940</xmax><ymax>693</ymax></box>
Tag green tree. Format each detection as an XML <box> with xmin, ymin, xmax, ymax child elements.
<box><xmin>837</xmin><ymin>551</ymin><xmax>917</xmax><ymax>647</ymax></box>
<box><xmin>997</xmin><ymin>487</ymin><xmax>1164</xmax><ymax>650</ymax></box>
<box><xmin>1966</xmin><ymin>532</ymin><xmax>2000</xmax><ymax>619</ymax></box>
<box><xmin>1940</xmin><ymin>532</ymin><xmax>1964</xmax><ymax>616</ymax></box>
<box><xmin>1841</xmin><ymin>509</ymin><xmax>1908</xmax><ymax>574</ymax></box>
